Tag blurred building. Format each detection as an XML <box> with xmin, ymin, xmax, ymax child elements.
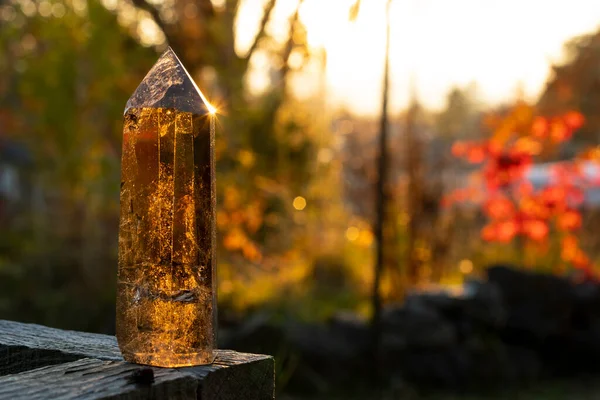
<box><xmin>0</xmin><ymin>136</ymin><xmax>33</xmax><ymax>219</ymax></box>
<box><xmin>527</xmin><ymin>161</ymin><xmax>600</xmax><ymax>206</ymax></box>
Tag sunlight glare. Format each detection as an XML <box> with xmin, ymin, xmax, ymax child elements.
<box><xmin>237</xmin><ymin>0</ymin><xmax>600</xmax><ymax>115</ymax></box>
<box><xmin>138</xmin><ymin>16</ymin><xmax>165</xmax><ymax>47</ymax></box>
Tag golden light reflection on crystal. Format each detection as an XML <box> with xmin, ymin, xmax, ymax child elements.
<box><xmin>116</xmin><ymin>48</ymin><xmax>216</xmax><ymax>368</ymax></box>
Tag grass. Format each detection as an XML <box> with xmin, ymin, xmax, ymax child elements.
<box><xmin>428</xmin><ymin>377</ymin><xmax>600</xmax><ymax>400</ymax></box>
<box><xmin>280</xmin><ymin>377</ymin><xmax>600</xmax><ymax>400</ymax></box>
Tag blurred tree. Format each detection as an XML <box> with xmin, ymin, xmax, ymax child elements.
<box><xmin>0</xmin><ymin>0</ymin><xmax>323</xmax><ymax>331</ymax></box>
<box><xmin>404</xmin><ymin>92</ymin><xmax>422</xmax><ymax>285</ymax></box>
<box><xmin>436</xmin><ymin>83</ymin><xmax>480</xmax><ymax>140</ymax></box>
<box><xmin>404</xmin><ymin>103</ymin><xmax>455</xmax><ymax>284</ymax></box>
<box><xmin>447</xmin><ymin>103</ymin><xmax>593</xmax><ymax>276</ymax></box>
<box><xmin>538</xmin><ymin>28</ymin><xmax>600</xmax><ymax>152</ymax></box>
<box><xmin>347</xmin><ymin>0</ymin><xmax>392</xmax><ymax>383</ymax></box>
<box><xmin>371</xmin><ymin>0</ymin><xmax>390</xmax><ymax>379</ymax></box>
<box><xmin>0</xmin><ymin>0</ymin><xmax>156</xmax><ymax>332</ymax></box>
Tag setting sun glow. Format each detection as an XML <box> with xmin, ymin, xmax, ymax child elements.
<box><xmin>236</xmin><ymin>0</ymin><xmax>600</xmax><ymax>115</ymax></box>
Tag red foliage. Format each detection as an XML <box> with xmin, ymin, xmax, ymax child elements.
<box><xmin>564</xmin><ymin>111</ymin><xmax>585</xmax><ymax>130</ymax></box>
<box><xmin>531</xmin><ymin>117</ymin><xmax>548</xmax><ymax>138</ymax></box>
<box><xmin>447</xmin><ymin>104</ymin><xmax>595</xmax><ymax>273</ymax></box>
<box><xmin>484</xmin><ymin>196</ymin><xmax>515</xmax><ymax>219</ymax></box>
<box><xmin>558</xmin><ymin>210</ymin><xmax>582</xmax><ymax>231</ymax></box>
<box><xmin>550</xmin><ymin>119</ymin><xmax>571</xmax><ymax>142</ymax></box>
<box><xmin>522</xmin><ymin>219</ymin><xmax>549</xmax><ymax>242</ymax></box>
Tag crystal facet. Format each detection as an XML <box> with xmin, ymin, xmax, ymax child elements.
<box><xmin>116</xmin><ymin>48</ymin><xmax>216</xmax><ymax>367</ymax></box>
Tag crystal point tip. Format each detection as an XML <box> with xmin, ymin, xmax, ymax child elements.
<box><xmin>125</xmin><ymin>47</ymin><xmax>213</xmax><ymax>115</ymax></box>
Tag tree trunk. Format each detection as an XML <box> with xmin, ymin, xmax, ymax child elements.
<box><xmin>370</xmin><ymin>0</ymin><xmax>392</xmax><ymax>384</ymax></box>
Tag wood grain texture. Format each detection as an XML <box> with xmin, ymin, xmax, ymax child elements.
<box><xmin>0</xmin><ymin>320</ymin><xmax>122</xmax><ymax>375</ymax></box>
<box><xmin>189</xmin><ymin>351</ymin><xmax>275</xmax><ymax>400</ymax></box>
<box><xmin>0</xmin><ymin>358</ymin><xmax>198</xmax><ymax>400</ymax></box>
<box><xmin>0</xmin><ymin>319</ymin><xmax>275</xmax><ymax>399</ymax></box>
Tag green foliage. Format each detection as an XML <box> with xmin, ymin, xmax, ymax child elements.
<box><xmin>0</xmin><ymin>0</ymin><xmax>325</xmax><ymax>332</ymax></box>
<box><xmin>0</xmin><ymin>0</ymin><xmax>157</xmax><ymax>332</ymax></box>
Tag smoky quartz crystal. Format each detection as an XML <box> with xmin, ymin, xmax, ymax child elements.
<box><xmin>116</xmin><ymin>48</ymin><xmax>216</xmax><ymax>367</ymax></box>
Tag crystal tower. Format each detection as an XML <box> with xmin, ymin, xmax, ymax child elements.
<box><xmin>116</xmin><ymin>48</ymin><xmax>216</xmax><ymax>367</ymax></box>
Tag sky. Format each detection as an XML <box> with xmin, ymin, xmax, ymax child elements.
<box><xmin>236</xmin><ymin>0</ymin><xmax>600</xmax><ymax>116</ymax></box>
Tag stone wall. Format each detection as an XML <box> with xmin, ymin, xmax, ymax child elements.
<box><xmin>221</xmin><ymin>265</ymin><xmax>600</xmax><ymax>394</ymax></box>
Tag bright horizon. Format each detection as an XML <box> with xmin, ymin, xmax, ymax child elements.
<box><xmin>236</xmin><ymin>0</ymin><xmax>600</xmax><ymax>116</ymax></box>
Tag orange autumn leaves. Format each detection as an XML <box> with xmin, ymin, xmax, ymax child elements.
<box><xmin>448</xmin><ymin>103</ymin><xmax>594</xmax><ymax>272</ymax></box>
<box><xmin>219</xmin><ymin>187</ymin><xmax>264</xmax><ymax>263</ymax></box>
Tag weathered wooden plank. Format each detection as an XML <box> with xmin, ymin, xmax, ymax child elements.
<box><xmin>0</xmin><ymin>320</ymin><xmax>122</xmax><ymax>375</ymax></box>
<box><xmin>189</xmin><ymin>351</ymin><xmax>275</xmax><ymax>400</ymax></box>
<box><xmin>0</xmin><ymin>358</ymin><xmax>198</xmax><ymax>400</ymax></box>
<box><xmin>0</xmin><ymin>320</ymin><xmax>275</xmax><ymax>399</ymax></box>
<box><xmin>0</xmin><ymin>354</ymin><xmax>274</xmax><ymax>400</ymax></box>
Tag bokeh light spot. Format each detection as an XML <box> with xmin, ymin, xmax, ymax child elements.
<box><xmin>38</xmin><ymin>1</ymin><xmax>52</xmax><ymax>17</ymax></box>
<box><xmin>459</xmin><ymin>259</ymin><xmax>474</xmax><ymax>274</ymax></box>
<box><xmin>346</xmin><ymin>226</ymin><xmax>359</xmax><ymax>241</ymax></box>
<box><xmin>293</xmin><ymin>196</ymin><xmax>307</xmax><ymax>211</ymax></box>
